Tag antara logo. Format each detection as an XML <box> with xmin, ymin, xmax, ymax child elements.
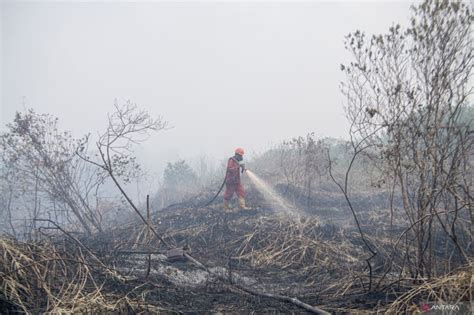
<box><xmin>422</xmin><ymin>303</ymin><xmax>461</xmax><ymax>312</ymax></box>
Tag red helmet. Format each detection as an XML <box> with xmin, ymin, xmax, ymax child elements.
<box><xmin>235</xmin><ymin>147</ymin><xmax>244</xmax><ymax>156</ymax></box>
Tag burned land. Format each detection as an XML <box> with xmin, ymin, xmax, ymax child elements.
<box><xmin>1</xmin><ymin>0</ymin><xmax>473</xmax><ymax>313</ymax></box>
<box><xmin>1</xmin><ymin>187</ymin><xmax>471</xmax><ymax>314</ymax></box>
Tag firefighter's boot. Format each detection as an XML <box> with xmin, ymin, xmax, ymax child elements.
<box><xmin>239</xmin><ymin>197</ymin><xmax>249</xmax><ymax>210</ymax></box>
<box><xmin>224</xmin><ymin>200</ymin><xmax>231</xmax><ymax>211</ymax></box>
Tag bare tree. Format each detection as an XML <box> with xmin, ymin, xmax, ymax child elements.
<box><xmin>0</xmin><ymin>163</ymin><xmax>17</xmax><ymax>236</ymax></box>
<box><xmin>0</xmin><ymin>110</ymin><xmax>106</xmax><ymax>235</ymax></box>
<box><xmin>77</xmin><ymin>101</ymin><xmax>169</xmax><ymax>243</ymax></box>
<box><xmin>278</xmin><ymin>133</ymin><xmax>328</xmax><ymax>206</ymax></box>
<box><xmin>326</xmin><ymin>127</ymin><xmax>381</xmax><ymax>291</ymax></box>
<box><xmin>341</xmin><ymin>0</ymin><xmax>472</xmax><ymax>278</ymax></box>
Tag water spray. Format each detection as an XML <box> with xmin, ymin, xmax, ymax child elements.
<box><xmin>202</xmin><ymin>166</ymin><xmax>302</xmax><ymax>219</ymax></box>
<box><xmin>246</xmin><ymin>170</ymin><xmax>301</xmax><ymax>218</ymax></box>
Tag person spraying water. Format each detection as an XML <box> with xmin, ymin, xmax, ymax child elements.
<box><xmin>223</xmin><ymin>147</ymin><xmax>249</xmax><ymax>210</ymax></box>
<box><xmin>205</xmin><ymin>148</ymin><xmax>301</xmax><ymax>217</ymax></box>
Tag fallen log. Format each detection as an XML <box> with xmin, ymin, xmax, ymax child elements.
<box><xmin>232</xmin><ymin>283</ymin><xmax>331</xmax><ymax>315</ymax></box>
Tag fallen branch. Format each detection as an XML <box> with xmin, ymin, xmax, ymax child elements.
<box><xmin>231</xmin><ymin>282</ymin><xmax>331</xmax><ymax>315</ymax></box>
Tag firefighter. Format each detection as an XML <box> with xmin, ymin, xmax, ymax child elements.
<box><xmin>224</xmin><ymin>147</ymin><xmax>248</xmax><ymax>210</ymax></box>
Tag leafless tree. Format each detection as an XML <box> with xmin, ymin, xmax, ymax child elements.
<box><xmin>0</xmin><ymin>164</ymin><xmax>17</xmax><ymax>237</ymax></box>
<box><xmin>0</xmin><ymin>110</ymin><xmax>106</xmax><ymax>235</ymax></box>
<box><xmin>341</xmin><ymin>0</ymin><xmax>472</xmax><ymax>279</ymax></box>
<box><xmin>278</xmin><ymin>133</ymin><xmax>328</xmax><ymax>206</ymax></box>
<box><xmin>326</xmin><ymin>123</ymin><xmax>381</xmax><ymax>291</ymax></box>
<box><xmin>77</xmin><ymin>101</ymin><xmax>169</xmax><ymax>243</ymax></box>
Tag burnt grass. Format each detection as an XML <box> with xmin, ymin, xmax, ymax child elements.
<box><xmin>3</xmin><ymin>187</ymin><xmax>466</xmax><ymax>314</ymax></box>
<box><xmin>75</xmin><ymin>187</ymin><xmax>416</xmax><ymax>314</ymax></box>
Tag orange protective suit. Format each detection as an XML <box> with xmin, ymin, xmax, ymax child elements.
<box><xmin>224</xmin><ymin>157</ymin><xmax>245</xmax><ymax>201</ymax></box>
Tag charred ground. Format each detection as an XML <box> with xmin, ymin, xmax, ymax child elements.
<box><xmin>1</xmin><ymin>187</ymin><xmax>470</xmax><ymax>314</ymax></box>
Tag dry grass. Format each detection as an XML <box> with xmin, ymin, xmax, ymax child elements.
<box><xmin>385</xmin><ymin>265</ymin><xmax>473</xmax><ymax>314</ymax></box>
<box><xmin>0</xmin><ymin>236</ymin><xmax>160</xmax><ymax>313</ymax></box>
<box><xmin>233</xmin><ymin>216</ymin><xmax>366</xmax><ymax>292</ymax></box>
<box><xmin>1</xmin><ymin>203</ymin><xmax>471</xmax><ymax>313</ymax></box>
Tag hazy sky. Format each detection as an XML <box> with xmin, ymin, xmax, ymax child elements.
<box><xmin>1</xmin><ymin>0</ymin><xmax>413</xmax><ymax>174</ymax></box>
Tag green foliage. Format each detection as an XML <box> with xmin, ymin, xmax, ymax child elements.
<box><xmin>163</xmin><ymin>160</ymin><xmax>197</xmax><ymax>188</ymax></box>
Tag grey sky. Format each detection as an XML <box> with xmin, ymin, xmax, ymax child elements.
<box><xmin>1</xmin><ymin>0</ymin><xmax>412</xmax><ymax>174</ymax></box>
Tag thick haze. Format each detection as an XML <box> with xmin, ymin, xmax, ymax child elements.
<box><xmin>1</xmin><ymin>1</ymin><xmax>412</xmax><ymax>176</ymax></box>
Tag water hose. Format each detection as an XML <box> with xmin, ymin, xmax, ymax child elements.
<box><xmin>203</xmin><ymin>157</ymin><xmax>247</xmax><ymax>207</ymax></box>
<box><xmin>203</xmin><ymin>173</ymin><xmax>227</xmax><ymax>207</ymax></box>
